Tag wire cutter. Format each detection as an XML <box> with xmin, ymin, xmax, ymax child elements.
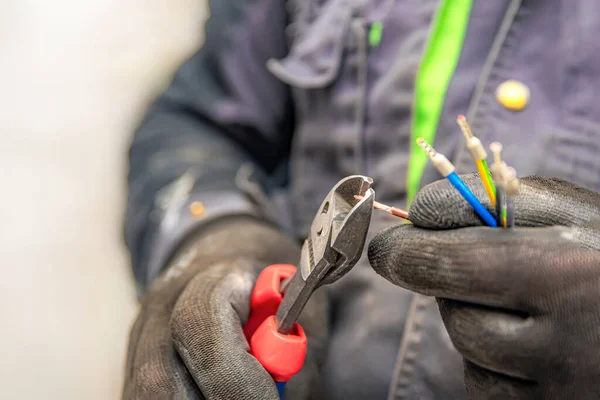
<box><xmin>243</xmin><ymin>175</ymin><xmax>375</xmax><ymax>397</ymax></box>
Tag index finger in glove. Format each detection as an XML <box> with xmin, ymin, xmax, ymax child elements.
<box><xmin>171</xmin><ymin>260</ymin><xmax>281</xmax><ymax>400</ymax></box>
<box><xmin>368</xmin><ymin>224</ymin><xmax>588</xmax><ymax>311</ymax></box>
<box><xmin>410</xmin><ymin>174</ymin><xmax>600</xmax><ymax>232</ymax></box>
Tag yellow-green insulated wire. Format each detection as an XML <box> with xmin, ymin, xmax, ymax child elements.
<box><xmin>476</xmin><ymin>159</ymin><xmax>496</xmax><ymax>207</ymax></box>
<box><xmin>456</xmin><ymin>115</ymin><xmax>497</xmax><ymax>206</ymax></box>
<box><xmin>489</xmin><ymin>142</ymin><xmax>508</xmax><ymax>227</ymax></box>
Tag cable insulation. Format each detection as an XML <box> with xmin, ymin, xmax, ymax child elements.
<box><xmin>447</xmin><ymin>172</ymin><xmax>497</xmax><ymax>227</ymax></box>
<box><xmin>476</xmin><ymin>159</ymin><xmax>496</xmax><ymax>206</ymax></box>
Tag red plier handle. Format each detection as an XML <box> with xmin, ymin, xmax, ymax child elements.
<box><xmin>243</xmin><ymin>264</ymin><xmax>307</xmax><ymax>392</ymax></box>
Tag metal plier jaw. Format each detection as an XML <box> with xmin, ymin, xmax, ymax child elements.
<box><xmin>275</xmin><ymin>175</ymin><xmax>375</xmax><ymax>333</ymax></box>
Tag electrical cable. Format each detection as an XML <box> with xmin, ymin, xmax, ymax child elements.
<box><xmin>456</xmin><ymin>115</ymin><xmax>497</xmax><ymax>206</ymax></box>
<box><xmin>504</xmin><ymin>167</ymin><xmax>519</xmax><ymax>228</ymax></box>
<box><xmin>416</xmin><ymin>137</ymin><xmax>497</xmax><ymax>227</ymax></box>
<box><xmin>489</xmin><ymin>142</ymin><xmax>507</xmax><ymax>227</ymax></box>
<box><xmin>355</xmin><ymin>195</ymin><xmax>409</xmax><ymax>220</ymax></box>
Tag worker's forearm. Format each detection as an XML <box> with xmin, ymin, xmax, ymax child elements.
<box><xmin>126</xmin><ymin>111</ymin><xmax>281</xmax><ymax>292</ymax></box>
<box><xmin>126</xmin><ymin>0</ymin><xmax>295</xmax><ymax>292</ymax></box>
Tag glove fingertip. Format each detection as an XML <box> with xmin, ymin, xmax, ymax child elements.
<box><xmin>409</xmin><ymin>173</ymin><xmax>491</xmax><ymax>229</ymax></box>
<box><xmin>367</xmin><ymin>225</ymin><xmax>406</xmax><ymax>278</ymax></box>
<box><xmin>408</xmin><ymin>184</ymin><xmax>452</xmax><ymax>228</ymax></box>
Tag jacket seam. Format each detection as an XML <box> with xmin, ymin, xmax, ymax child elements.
<box><xmin>387</xmin><ymin>293</ymin><xmax>428</xmax><ymax>400</ymax></box>
<box><xmin>451</xmin><ymin>0</ymin><xmax>523</xmax><ymax>168</ymax></box>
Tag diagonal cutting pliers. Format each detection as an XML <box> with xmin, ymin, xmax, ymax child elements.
<box><xmin>243</xmin><ymin>175</ymin><xmax>375</xmax><ymax>397</ymax></box>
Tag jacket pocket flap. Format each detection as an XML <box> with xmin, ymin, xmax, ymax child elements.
<box><xmin>267</xmin><ymin>0</ymin><xmax>353</xmax><ymax>88</ymax></box>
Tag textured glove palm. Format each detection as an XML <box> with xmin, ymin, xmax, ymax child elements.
<box><xmin>123</xmin><ymin>218</ymin><xmax>328</xmax><ymax>400</ymax></box>
<box><xmin>368</xmin><ymin>175</ymin><xmax>600</xmax><ymax>399</ymax></box>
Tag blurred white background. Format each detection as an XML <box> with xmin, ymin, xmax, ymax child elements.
<box><xmin>0</xmin><ymin>0</ymin><xmax>207</xmax><ymax>398</ymax></box>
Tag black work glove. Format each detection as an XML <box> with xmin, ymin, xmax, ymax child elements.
<box><xmin>368</xmin><ymin>174</ymin><xmax>600</xmax><ymax>399</ymax></box>
<box><xmin>123</xmin><ymin>217</ymin><xmax>328</xmax><ymax>400</ymax></box>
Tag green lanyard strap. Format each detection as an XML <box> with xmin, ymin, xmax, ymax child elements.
<box><xmin>406</xmin><ymin>0</ymin><xmax>473</xmax><ymax>206</ymax></box>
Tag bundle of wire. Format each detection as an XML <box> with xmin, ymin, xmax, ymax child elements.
<box><xmin>415</xmin><ymin>137</ymin><xmax>497</xmax><ymax>227</ymax></box>
<box><xmin>412</xmin><ymin>116</ymin><xmax>520</xmax><ymax>228</ymax></box>
<box><xmin>365</xmin><ymin>115</ymin><xmax>520</xmax><ymax>227</ymax></box>
<box><xmin>454</xmin><ymin>117</ymin><xmax>520</xmax><ymax>228</ymax></box>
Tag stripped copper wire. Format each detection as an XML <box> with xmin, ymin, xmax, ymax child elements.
<box><xmin>456</xmin><ymin>114</ymin><xmax>474</xmax><ymax>139</ymax></box>
<box><xmin>355</xmin><ymin>195</ymin><xmax>409</xmax><ymax>220</ymax></box>
<box><xmin>490</xmin><ymin>142</ymin><xmax>505</xmax><ymax>176</ymax></box>
<box><xmin>416</xmin><ymin>137</ymin><xmax>437</xmax><ymax>158</ymax></box>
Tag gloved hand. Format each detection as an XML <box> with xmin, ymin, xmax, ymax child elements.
<box><xmin>123</xmin><ymin>217</ymin><xmax>329</xmax><ymax>400</ymax></box>
<box><xmin>368</xmin><ymin>174</ymin><xmax>600</xmax><ymax>399</ymax></box>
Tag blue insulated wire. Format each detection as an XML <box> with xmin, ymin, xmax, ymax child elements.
<box><xmin>276</xmin><ymin>382</ymin><xmax>286</xmax><ymax>399</ymax></box>
<box><xmin>447</xmin><ymin>172</ymin><xmax>497</xmax><ymax>227</ymax></box>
